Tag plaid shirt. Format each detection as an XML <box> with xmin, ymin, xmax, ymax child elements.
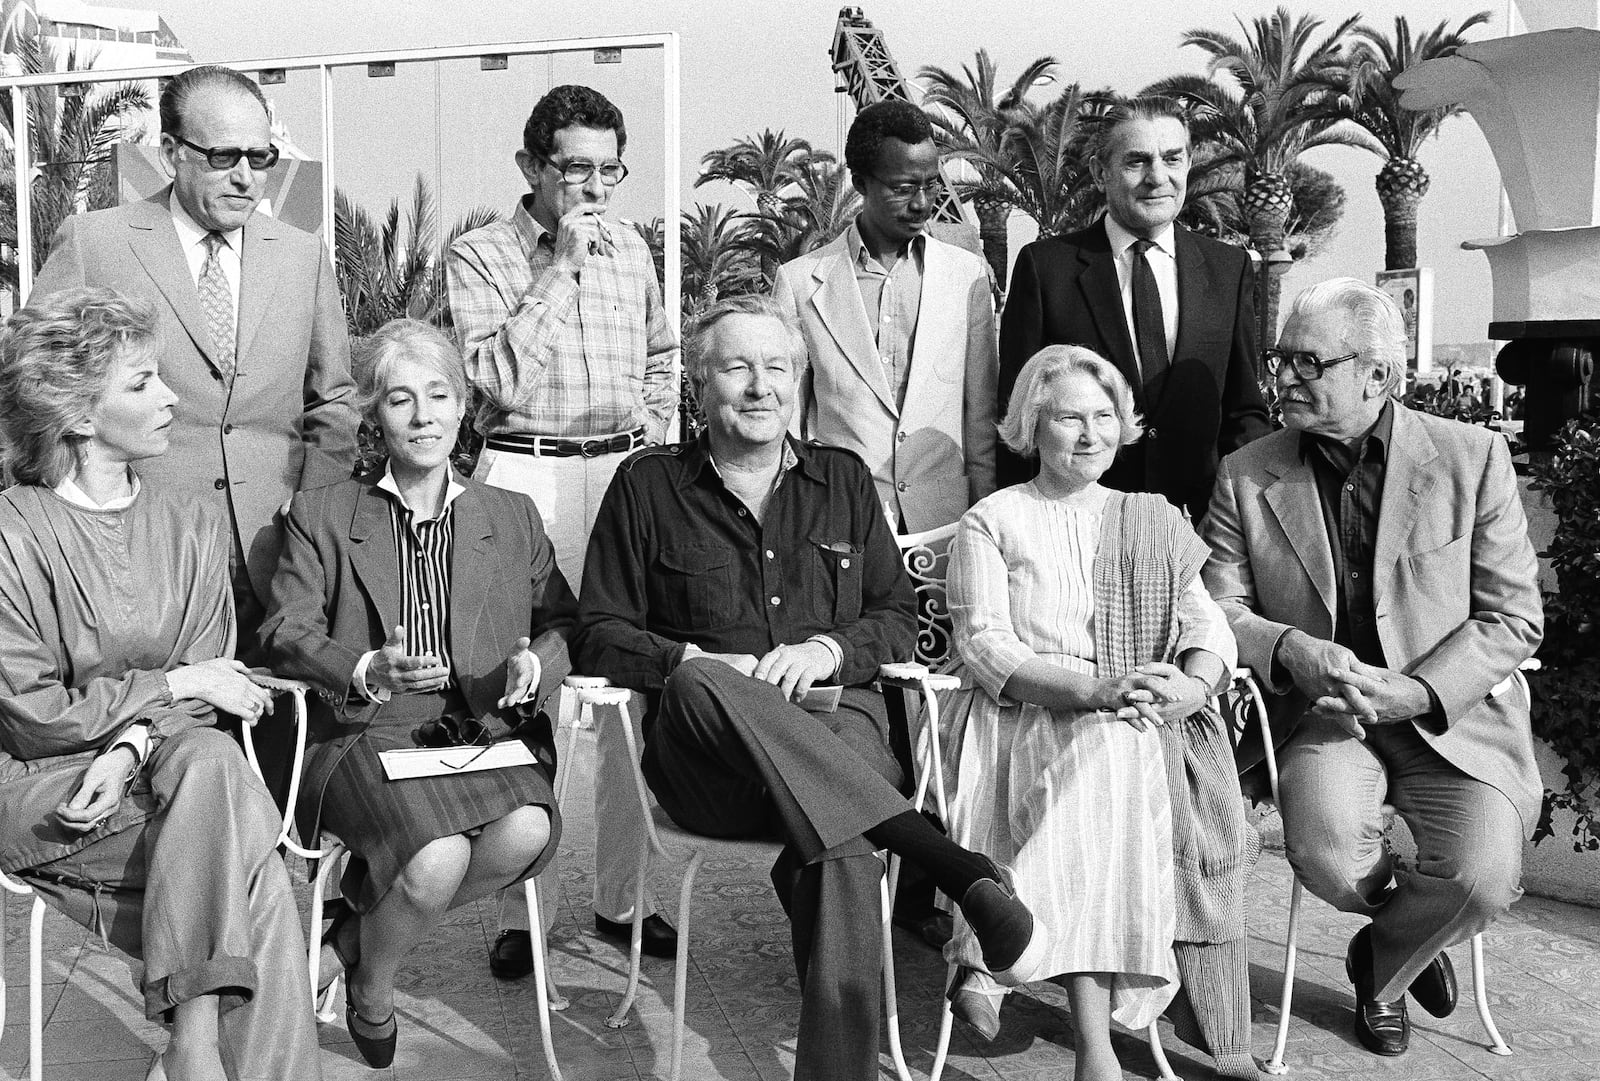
<box><xmin>446</xmin><ymin>195</ymin><xmax>677</xmax><ymax>442</ymax></box>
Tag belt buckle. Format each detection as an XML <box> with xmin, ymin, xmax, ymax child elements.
<box><xmin>580</xmin><ymin>436</ymin><xmax>605</xmax><ymax>458</ymax></box>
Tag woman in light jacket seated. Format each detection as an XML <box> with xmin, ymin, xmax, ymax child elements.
<box><xmin>261</xmin><ymin>318</ymin><xmax>574</xmax><ymax>1069</ymax></box>
<box><xmin>0</xmin><ymin>288</ymin><xmax>320</xmax><ymax>1081</ymax></box>
<box><xmin>941</xmin><ymin>345</ymin><xmax>1257</xmax><ymax>1081</ymax></box>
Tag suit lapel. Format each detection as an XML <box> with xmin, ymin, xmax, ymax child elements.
<box><xmin>1262</xmin><ymin>446</ymin><xmax>1337</xmax><ymax>624</ymax></box>
<box><xmin>235</xmin><ymin>212</ymin><xmax>285</xmax><ymax>374</ymax></box>
<box><xmin>1373</xmin><ymin>405</ymin><xmax>1437</xmax><ymax>607</ymax></box>
<box><xmin>1075</xmin><ymin>224</ymin><xmax>1141</xmax><ymax>402</ymax></box>
<box><xmin>810</xmin><ymin>241</ymin><xmax>896</xmax><ymax>413</ymax></box>
<box><xmin>125</xmin><ymin>193</ymin><xmax>221</xmax><ymax>372</ymax></box>
<box><xmin>347</xmin><ymin>484</ymin><xmax>402</xmax><ymax>635</ymax></box>
<box><xmin>447</xmin><ymin>486</ymin><xmax>496</xmax><ymax>688</ymax></box>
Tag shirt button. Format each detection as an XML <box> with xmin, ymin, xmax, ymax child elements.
<box><xmin>1350</xmin><ymin>571</ymin><xmax>1360</xmax><ymax>579</ymax></box>
<box><xmin>1346</xmin><ymin>483</ymin><xmax>1355</xmax><ymax>492</ymax></box>
<box><xmin>840</xmin><ymin>558</ymin><xmax>851</xmax><ymax>569</ymax></box>
<box><xmin>770</xmin><ymin>596</ymin><xmax>781</xmax><ymax>606</ymax></box>
<box><xmin>422</xmin><ymin>601</ymin><xmax>431</xmax><ymax>609</ymax></box>
<box><xmin>737</xmin><ymin>509</ymin><xmax>746</xmax><ymax>517</ymax></box>
<box><xmin>1147</xmin><ymin>426</ymin><xmax>1159</xmax><ymax>440</ymax></box>
<box><xmin>213</xmin><ymin>478</ymin><xmax>226</xmax><ymax>490</ymax></box>
<box><xmin>765</xmin><ymin>550</ymin><xmax>775</xmax><ymax>560</ymax></box>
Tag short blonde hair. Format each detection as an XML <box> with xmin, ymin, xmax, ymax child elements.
<box><xmin>683</xmin><ymin>293</ymin><xmax>807</xmax><ymax>390</ymax></box>
<box><xmin>354</xmin><ymin>319</ymin><xmax>468</xmax><ymax>428</ymax></box>
<box><xmin>0</xmin><ymin>287</ymin><xmax>161</xmax><ymax>486</ymax></box>
<box><xmin>998</xmin><ymin>344</ymin><xmax>1144</xmax><ymax>457</ymax></box>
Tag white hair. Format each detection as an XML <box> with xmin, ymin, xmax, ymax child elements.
<box><xmin>1286</xmin><ymin>277</ymin><xmax>1408</xmax><ymax>395</ymax></box>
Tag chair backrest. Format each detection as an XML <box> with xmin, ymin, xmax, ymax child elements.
<box><xmin>894</xmin><ymin>522</ymin><xmax>958</xmax><ymax>671</ymax></box>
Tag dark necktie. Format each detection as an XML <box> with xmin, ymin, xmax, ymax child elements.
<box><xmin>198</xmin><ymin>231</ymin><xmax>236</xmax><ymax>382</ymax></box>
<box><xmin>1130</xmin><ymin>238</ymin><xmax>1169</xmax><ymax>383</ymax></box>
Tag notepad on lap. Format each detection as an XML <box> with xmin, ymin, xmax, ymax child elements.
<box><xmin>379</xmin><ymin>741</ymin><xmax>537</xmax><ymax>780</ymax></box>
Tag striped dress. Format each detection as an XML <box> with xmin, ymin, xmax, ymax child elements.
<box><xmin>942</xmin><ymin>483</ymin><xmax>1236</xmax><ymax>1028</ymax></box>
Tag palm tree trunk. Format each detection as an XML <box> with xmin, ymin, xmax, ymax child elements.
<box><xmin>974</xmin><ymin>195</ymin><xmax>1009</xmax><ymax>291</ymax></box>
<box><xmin>1244</xmin><ymin>172</ymin><xmax>1294</xmax><ymax>345</ymax></box>
<box><xmin>1376</xmin><ymin>158</ymin><xmax>1430</xmax><ymax>271</ymax></box>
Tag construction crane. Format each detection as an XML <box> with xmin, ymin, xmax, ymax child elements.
<box><xmin>830</xmin><ymin>6</ymin><xmax>983</xmax><ymax>253</ymax></box>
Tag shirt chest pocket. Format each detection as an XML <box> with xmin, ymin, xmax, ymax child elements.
<box><xmin>655</xmin><ymin>545</ymin><xmax>734</xmax><ymax>629</ymax></box>
<box><xmin>809</xmin><ymin>536</ymin><xmax>864</xmax><ymax>624</ymax></box>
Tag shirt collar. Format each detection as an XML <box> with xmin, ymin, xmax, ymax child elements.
<box><xmin>1104</xmin><ymin>214</ymin><xmax>1176</xmax><ymax>261</ymax></box>
<box><xmin>170</xmin><ymin>192</ymin><xmax>244</xmax><ymax>252</ymax></box>
<box><xmin>53</xmin><ymin>472</ymin><xmax>140</xmax><ymax>510</ymax></box>
<box><xmin>514</xmin><ymin>194</ymin><xmax>554</xmax><ymax>253</ymax></box>
<box><xmin>1300</xmin><ymin>397</ymin><xmax>1395</xmax><ymax>467</ymax></box>
<box><xmin>846</xmin><ymin>220</ymin><xmax>925</xmax><ymax>271</ymax></box>
<box><xmin>681</xmin><ymin>433</ymin><xmax>816</xmax><ymax>487</ymax></box>
<box><xmin>376</xmin><ymin>463</ymin><xmax>466</xmax><ymax>522</ymax></box>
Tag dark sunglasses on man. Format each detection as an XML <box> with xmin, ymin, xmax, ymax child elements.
<box><xmin>173</xmin><ymin>135</ymin><xmax>281</xmax><ymax>171</ymax></box>
<box><xmin>1261</xmin><ymin>347</ymin><xmax>1360</xmax><ymax>382</ymax></box>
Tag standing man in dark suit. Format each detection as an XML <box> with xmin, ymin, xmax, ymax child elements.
<box><xmin>998</xmin><ymin>98</ymin><xmax>1268</xmax><ymax>518</ymax></box>
<box><xmin>30</xmin><ymin>64</ymin><xmax>357</xmax><ymax>657</ymax></box>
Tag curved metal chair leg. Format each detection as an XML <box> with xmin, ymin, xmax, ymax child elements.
<box><xmin>605</xmin><ymin>835</ymin><xmax>653</xmax><ymax>1029</ymax></box>
<box><xmin>927</xmin><ymin>960</ymin><xmax>959</xmax><ymax>1081</ymax></box>
<box><xmin>525</xmin><ymin>877</ymin><xmax>565</xmax><ymax>1081</ymax></box>
<box><xmin>1472</xmin><ymin>933</ymin><xmax>1512</xmax><ymax>1055</ymax></box>
<box><xmin>879</xmin><ymin>860</ymin><xmax>913</xmax><ymax>1081</ymax></box>
<box><xmin>668</xmin><ymin>850</ymin><xmax>706</xmax><ymax>1081</ymax></box>
<box><xmin>1148</xmin><ymin>1020</ymin><xmax>1179</xmax><ymax>1081</ymax></box>
<box><xmin>1265</xmin><ymin>877</ymin><xmax>1303</xmax><ymax>1075</ymax></box>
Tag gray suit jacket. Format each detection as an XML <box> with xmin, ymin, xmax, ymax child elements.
<box><xmin>1201</xmin><ymin>404</ymin><xmax>1544</xmax><ymax>833</ymax></box>
<box><xmin>29</xmin><ymin>191</ymin><xmax>358</xmax><ymax>602</ymax></box>
<box><xmin>773</xmin><ymin>230</ymin><xmax>998</xmax><ymax>532</ymax></box>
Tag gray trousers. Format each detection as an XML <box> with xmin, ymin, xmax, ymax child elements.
<box><xmin>1279</xmin><ymin>715</ymin><xmax>1523</xmax><ymax>1001</ymax></box>
<box><xmin>25</xmin><ymin>727</ymin><xmax>320</xmax><ymax>1081</ymax></box>
<box><xmin>642</xmin><ymin>660</ymin><xmax>908</xmax><ymax>1081</ymax></box>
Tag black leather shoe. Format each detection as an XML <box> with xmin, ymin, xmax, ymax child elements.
<box><xmin>488</xmin><ymin>929</ymin><xmax>533</xmax><ymax>979</ymax></box>
<box><xmin>346</xmin><ymin>1004</ymin><xmax>397</xmax><ymax>1069</ymax></box>
<box><xmin>594</xmin><ymin>912</ymin><xmax>679</xmax><ymax>958</ymax></box>
<box><xmin>1408</xmin><ymin>949</ymin><xmax>1459</xmax><ymax>1018</ymax></box>
<box><xmin>1346</xmin><ymin>926</ymin><xmax>1410</xmax><ymax>1056</ymax></box>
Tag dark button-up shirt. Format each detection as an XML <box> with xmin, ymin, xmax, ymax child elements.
<box><xmin>574</xmin><ymin>435</ymin><xmax>917</xmax><ymax>692</ymax></box>
<box><xmin>1302</xmin><ymin>398</ymin><xmax>1393</xmax><ymax>667</ymax></box>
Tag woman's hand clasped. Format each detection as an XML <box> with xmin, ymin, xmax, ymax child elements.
<box><xmin>55</xmin><ymin>745</ymin><xmax>137</xmax><ymax>833</ymax></box>
<box><xmin>166</xmin><ymin>658</ymin><xmax>276</xmax><ymax>723</ymax></box>
<box><xmin>1100</xmin><ymin>662</ymin><xmax>1208</xmax><ymax>731</ymax></box>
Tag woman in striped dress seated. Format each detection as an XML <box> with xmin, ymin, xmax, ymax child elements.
<box><xmin>940</xmin><ymin>345</ymin><xmax>1257</xmax><ymax>1081</ymax></box>
<box><xmin>262</xmin><ymin>319</ymin><xmax>574</xmax><ymax>1068</ymax></box>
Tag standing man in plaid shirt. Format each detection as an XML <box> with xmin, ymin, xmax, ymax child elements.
<box><xmin>447</xmin><ymin>83</ymin><xmax>679</xmax><ymax>975</ymax></box>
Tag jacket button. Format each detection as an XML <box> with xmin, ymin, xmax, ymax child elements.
<box><xmin>897</xmin><ymin>481</ymin><xmax>909</xmax><ymax>492</ymax></box>
<box><xmin>214</xmin><ymin>478</ymin><xmax>227</xmax><ymax>490</ymax></box>
<box><xmin>1147</xmin><ymin>426</ymin><xmax>1159</xmax><ymax>440</ymax></box>
<box><xmin>223</xmin><ymin>424</ymin><xmax>235</xmax><ymax>435</ymax></box>
<box><xmin>896</xmin><ymin>431</ymin><xmax>907</xmax><ymax>443</ymax></box>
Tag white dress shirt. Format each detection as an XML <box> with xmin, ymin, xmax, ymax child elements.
<box><xmin>170</xmin><ymin>196</ymin><xmax>243</xmax><ymax>320</ymax></box>
<box><xmin>1104</xmin><ymin>216</ymin><xmax>1179</xmax><ymax>377</ymax></box>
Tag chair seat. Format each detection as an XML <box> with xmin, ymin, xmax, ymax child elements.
<box><xmin>650</xmin><ymin>803</ymin><xmax>783</xmax><ymax>858</ymax></box>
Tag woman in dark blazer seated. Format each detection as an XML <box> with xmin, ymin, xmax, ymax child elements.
<box><xmin>262</xmin><ymin>318</ymin><xmax>575</xmax><ymax>1068</ymax></box>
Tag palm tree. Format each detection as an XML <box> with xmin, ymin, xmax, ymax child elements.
<box><xmin>918</xmin><ymin>49</ymin><xmax>1057</xmax><ymax>288</ymax></box>
<box><xmin>0</xmin><ymin>35</ymin><xmax>150</xmax><ymax>284</ymax></box>
<box><xmin>1341</xmin><ymin>12</ymin><xmax>1491</xmax><ymax>270</ymax></box>
<box><xmin>680</xmin><ymin>202</ymin><xmax>764</xmax><ymax>317</ymax></box>
<box><xmin>940</xmin><ymin>83</ymin><xmax>1111</xmax><ymax>242</ymax></box>
<box><xmin>1164</xmin><ymin>6</ymin><xmax>1375</xmax><ymax>336</ymax></box>
<box><xmin>696</xmin><ymin>130</ymin><xmax>829</xmax><ymax>280</ymax></box>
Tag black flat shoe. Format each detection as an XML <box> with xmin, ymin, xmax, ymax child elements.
<box><xmin>488</xmin><ymin>929</ymin><xmax>533</xmax><ymax>979</ymax></box>
<box><xmin>1346</xmin><ymin>926</ymin><xmax>1410</xmax><ymax>1056</ymax></box>
<box><xmin>1408</xmin><ymin>949</ymin><xmax>1459</xmax><ymax>1018</ymax></box>
<box><xmin>595</xmin><ymin>912</ymin><xmax>680</xmax><ymax>959</ymax></box>
<box><xmin>346</xmin><ymin>1004</ymin><xmax>397</xmax><ymax>1069</ymax></box>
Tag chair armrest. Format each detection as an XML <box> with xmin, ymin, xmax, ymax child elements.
<box><xmin>878</xmin><ymin>661</ymin><xmax>961</xmax><ymax>693</ymax></box>
<box><xmin>561</xmin><ymin>673</ymin><xmax>669</xmax><ymax>861</ymax></box>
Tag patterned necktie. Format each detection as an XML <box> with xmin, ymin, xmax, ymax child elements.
<box><xmin>1130</xmin><ymin>238</ymin><xmax>1170</xmax><ymax>383</ymax></box>
<box><xmin>198</xmin><ymin>231</ymin><xmax>236</xmax><ymax>382</ymax></box>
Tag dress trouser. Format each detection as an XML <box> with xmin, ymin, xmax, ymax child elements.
<box><xmin>475</xmin><ymin>444</ymin><xmax>652</xmax><ymax>926</ymax></box>
<box><xmin>1278</xmin><ymin>714</ymin><xmax>1524</xmax><ymax>1001</ymax></box>
<box><xmin>23</xmin><ymin>727</ymin><xmax>320</xmax><ymax>1081</ymax></box>
<box><xmin>643</xmin><ymin>661</ymin><xmax>909</xmax><ymax>1081</ymax></box>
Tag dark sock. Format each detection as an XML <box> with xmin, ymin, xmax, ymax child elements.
<box><xmin>864</xmin><ymin>810</ymin><xmax>995</xmax><ymax>899</ymax></box>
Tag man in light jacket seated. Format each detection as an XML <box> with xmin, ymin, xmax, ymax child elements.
<box><xmin>1202</xmin><ymin>278</ymin><xmax>1543</xmax><ymax>1059</ymax></box>
<box><xmin>573</xmin><ymin>293</ymin><xmax>1048</xmax><ymax>1081</ymax></box>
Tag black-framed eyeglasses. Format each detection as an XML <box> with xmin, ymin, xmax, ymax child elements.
<box><xmin>870</xmin><ymin>174</ymin><xmax>942</xmax><ymax>202</ymax></box>
<box><xmin>1262</xmin><ymin>347</ymin><xmax>1360</xmax><ymax>382</ymax></box>
<box><xmin>173</xmin><ymin>135</ymin><xmax>280</xmax><ymax>171</ymax></box>
<box><xmin>545</xmin><ymin>157</ymin><xmax>629</xmax><ymax>185</ymax></box>
<box><xmin>415</xmin><ymin>715</ymin><xmax>492</xmax><ymax>749</ymax></box>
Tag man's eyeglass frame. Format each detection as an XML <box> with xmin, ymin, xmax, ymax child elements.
<box><xmin>869</xmin><ymin>174</ymin><xmax>943</xmax><ymax>202</ymax></box>
<box><xmin>544</xmin><ymin>157</ymin><xmax>630</xmax><ymax>186</ymax></box>
<box><xmin>172</xmin><ymin>135</ymin><xmax>280</xmax><ymax>171</ymax></box>
<box><xmin>1261</xmin><ymin>348</ymin><xmax>1360</xmax><ymax>382</ymax></box>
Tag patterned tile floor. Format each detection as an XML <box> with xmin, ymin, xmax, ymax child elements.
<box><xmin>5</xmin><ymin>728</ymin><xmax>1599</xmax><ymax>1080</ymax></box>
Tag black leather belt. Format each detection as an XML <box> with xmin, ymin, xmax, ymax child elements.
<box><xmin>485</xmin><ymin>427</ymin><xmax>646</xmax><ymax>458</ymax></box>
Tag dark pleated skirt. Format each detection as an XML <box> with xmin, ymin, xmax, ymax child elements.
<box><xmin>300</xmin><ymin>688</ymin><xmax>560</xmax><ymax>912</ymax></box>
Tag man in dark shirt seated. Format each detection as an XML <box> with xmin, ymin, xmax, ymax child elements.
<box><xmin>575</xmin><ymin>293</ymin><xmax>1048</xmax><ymax>1081</ymax></box>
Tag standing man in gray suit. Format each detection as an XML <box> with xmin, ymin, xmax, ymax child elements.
<box><xmin>30</xmin><ymin>64</ymin><xmax>357</xmax><ymax>658</ymax></box>
<box><xmin>1203</xmin><ymin>278</ymin><xmax>1543</xmax><ymax>1058</ymax></box>
<box><xmin>774</xmin><ymin>99</ymin><xmax>997</xmax><ymax>533</ymax></box>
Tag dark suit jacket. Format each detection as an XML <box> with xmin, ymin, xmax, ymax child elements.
<box><xmin>1201</xmin><ymin>405</ymin><xmax>1544</xmax><ymax>834</ymax></box>
<box><xmin>997</xmin><ymin>220</ymin><xmax>1269</xmax><ymax>518</ymax></box>
<box><xmin>30</xmin><ymin>191</ymin><xmax>358</xmax><ymax>603</ymax></box>
<box><xmin>260</xmin><ymin>474</ymin><xmax>576</xmax><ymax>741</ymax></box>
